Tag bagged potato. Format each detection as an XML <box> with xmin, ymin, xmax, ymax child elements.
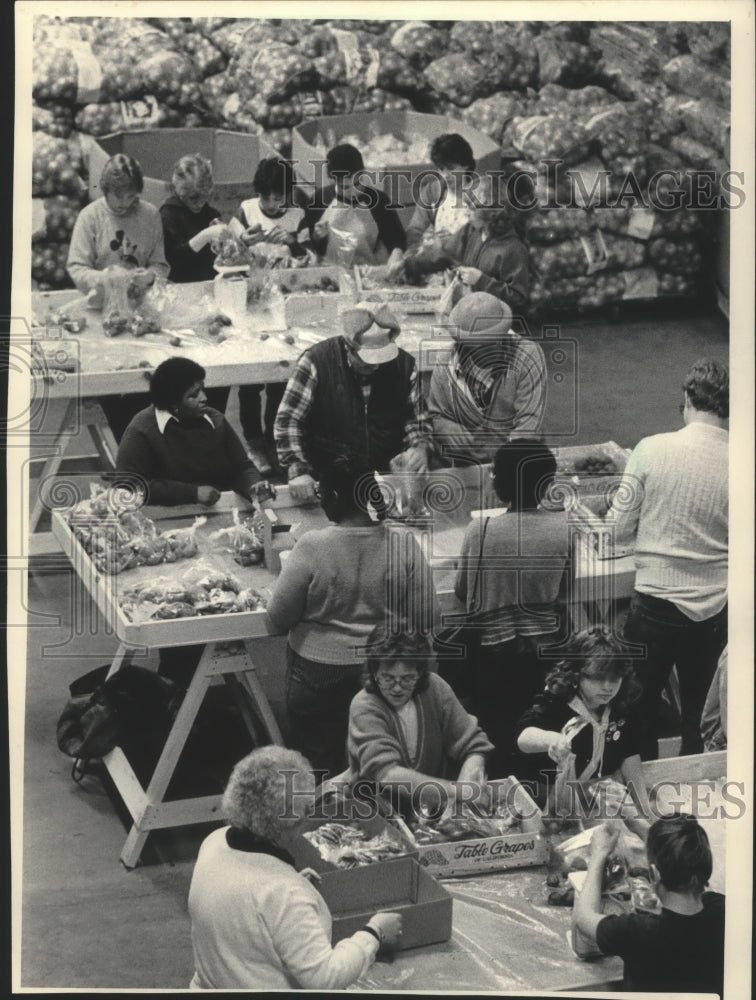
<box><xmin>423</xmin><ymin>53</ymin><xmax>488</xmax><ymax>106</ymax></box>
<box><xmin>525</xmin><ymin>208</ymin><xmax>595</xmax><ymax>244</ymax></box>
<box><xmin>648</xmin><ymin>237</ymin><xmax>704</xmax><ymax>276</ymax></box>
<box><xmin>662</xmin><ymin>54</ymin><xmax>731</xmax><ymax>106</ymax></box>
<box><xmin>534</xmin><ymin>34</ymin><xmax>600</xmax><ymax>87</ymax></box>
<box><xmin>232</xmin><ymin>43</ymin><xmax>317</xmax><ymax>103</ymax></box>
<box><xmin>33</xmin><ymin>101</ymin><xmax>75</xmax><ymax>138</ymax></box>
<box><xmin>461</xmin><ymin>92</ymin><xmax>525</xmax><ymax>144</ymax></box>
<box><xmin>508</xmin><ymin>115</ymin><xmax>591</xmax><ymax>164</ymax></box>
<box><xmin>390</xmin><ymin>21</ymin><xmax>448</xmax><ymax>69</ymax></box>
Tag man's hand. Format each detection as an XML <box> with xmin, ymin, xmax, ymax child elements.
<box><xmin>457</xmin><ymin>266</ymin><xmax>482</xmax><ymax>286</ymax></box>
<box><xmin>395</xmin><ymin>445</ymin><xmax>429</xmax><ymax>474</ymax></box>
<box><xmin>288</xmin><ymin>473</ymin><xmax>319</xmax><ymax>505</ymax></box>
<box><xmin>197</xmin><ymin>486</ymin><xmax>221</xmax><ymax>506</ymax></box>
<box><xmin>590</xmin><ymin>823</ymin><xmax>621</xmax><ymax>859</ymax></box>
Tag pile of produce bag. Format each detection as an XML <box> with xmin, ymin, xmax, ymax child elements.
<box><xmin>119</xmin><ymin>563</ymin><xmax>266</xmax><ymax>622</ymax></box>
<box><xmin>303</xmin><ymin>822</ymin><xmax>408</xmax><ymax>869</ymax></box>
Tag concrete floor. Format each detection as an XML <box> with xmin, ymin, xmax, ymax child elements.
<box><xmin>18</xmin><ymin>309</ymin><xmax>728</xmax><ymax>990</ymax></box>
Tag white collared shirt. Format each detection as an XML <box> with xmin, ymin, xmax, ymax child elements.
<box><xmin>154</xmin><ymin>408</ymin><xmax>215</xmax><ymax>434</ymax></box>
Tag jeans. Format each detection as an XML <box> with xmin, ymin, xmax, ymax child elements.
<box><xmin>622</xmin><ymin>590</ymin><xmax>727</xmax><ymax>760</ymax></box>
<box><xmin>238</xmin><ymin>382</ymin><xmax>285</xmax><ymax>444</ymax></box>
<box><xmin>285</xmin><ymin>645</ymin><xmax>364</xmax><ymax>781</ymax></box>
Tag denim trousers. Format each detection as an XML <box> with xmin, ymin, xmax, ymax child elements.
<box><xmin>285</xmin><ymin>645</ymin><xmax>364</xmax><ymax>781</ymax></box>
<box><xmin>622</xmin><ymin>590</ymin><xmax>727</xmax><ymax>760</ymax></box>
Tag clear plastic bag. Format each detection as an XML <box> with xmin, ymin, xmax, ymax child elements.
<box><xmin>208</xmin><ymin>507</ymin><xmax>265</xmax><ymax>566</ymax></box>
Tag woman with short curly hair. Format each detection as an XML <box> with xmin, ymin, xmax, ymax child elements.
<box><xmin>514</xmin><ymin>630</ymin><xmax>652</xmax><ymax>822</ymax></box>
<box><xmin>160</xmin><ymin>152</ymin><xmax>228</xmax><ymax>285</ymax></box>
<box><xmin>188</xmin><ymin>746</ymin><xmax>402</xmax><ymax>989</ymax></box>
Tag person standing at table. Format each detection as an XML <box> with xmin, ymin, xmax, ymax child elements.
<box><xmin>426</xmin><ymin>292</ymin><xmax>546</xmax><ymax>467</ymax></box>
<box><xmin>405</xmin><ymin>133</ymin><xmax>477</xmax><ymax>253</ymax></box>
<box><xmin>159</xmin><ymin>153</ymin><xmax>231</xmax><ymax>413</ymax></box>
<box><xmin>273</xmin><ymin>302</ymin><xmax>432</xmax><ymax>505</ymax></box>
<box><xmin>613</xmin><ymin>358</ymin><xmax>728</xmax><ymax>760</ymax></box>
<box><xmin>454</xmin><ymin>440</ymin><xmax>568</xmax><ymax>777</ymax></box>
<box><xmin>310</xmin><ymin>143</ymin><xmax>406</xmax><ymax>269</ymax></box>
<box><xmin>266</xmin><ymin>456</ymin><xmax>437</xmax><ymax>780</ymax></box>
<box><xmin>229</xmin><ymin>157</ymin><xmax>312</xmax><ymax>478</ymax></box>
<box><xmin>67</xmin><ymin>154</ymin><xmax>170</xmax><ymax>442</ymax></box>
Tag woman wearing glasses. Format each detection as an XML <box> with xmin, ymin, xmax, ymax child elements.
<box><xmin>266</xmin><ymin>456</ymin><xmax>437</xmax><ymax>782</ymax></box>
<box><xmin>347</xmin><ymin>627</ymin><xmax>494</xmax><ymax>817</ymax></box>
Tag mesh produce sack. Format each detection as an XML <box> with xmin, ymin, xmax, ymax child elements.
<box><xmin>423</xmin><ymin>53</ymin><xmax>489</xmax><ymax>106</ymax></box>
<box><xmin>648</xmin><ymin>236</ymin><xmax>704</xmax><ymax>276</ymax></box>
<box><xmin>33</xmin><ymin>101</ymin><xmax>75</xmax><ymax>138</ymax></box>
<box><xmin>507</xmin><ymin>115</ymin><xmax>591</xmax><ymax>165</ymax></box>
<box><xmin>32</xmin><ymin>133</ymin><xmax>85</xmax><ymax>197</ymax></box>
<box><xmin>534</xmin><ymin>34</ymin><xmax>600</xmax><ymax>87</ymax></box>
<box><xmin>389</xmin><ymin>21</ymin><xmax>448</xmax><ymax>69</ymax></box>
<box><xmin>662</xmin><ymin>54</ymin><xmax>731</xmax><ymax>106</ymax></box>
<box><xmin>461</xmin><ymin>92</ymin><xmax>525</xmax><ymax>144</ymax></box>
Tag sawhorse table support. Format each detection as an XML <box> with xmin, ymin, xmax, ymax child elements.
<box><xmin>102</xmin><ymin>639</ymin><xmax>284</xmax><ymax>869</ymax></box>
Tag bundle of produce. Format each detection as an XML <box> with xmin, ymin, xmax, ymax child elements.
<box><xmin>536</xmin><ymin>83</ymin><xmax>619</xmax><ymax>116</ymax></box>
<box><xmin>230</xmin><ymin>42</ymin><xmax>317</xmax><ymax>104</ymax></box>
<box><xmin>648</xmin><ymin>236</ymin><xmax>704</xmax><ymax>276</ymax></box>
<box><xmin>524</xmin><ymin>207</ymin><xmax>595</xmax><ymax>244</ymax></box>
<box><xmin>74</xmin><ymin>100</ymin><xmax>189</xmax><ymax>137</ymax></box>
<box><xmin>351</xmin><ymin>88</ymin><xmax>413</xmax><ymax>114</ymax></box>
<box><xmin>676</xmin><ymin>98</ymin><xmax>730</xmax><ymax>160</ymax></box>
<box><xmin>389</xmin><ymin>21</ymin><xmax>449</xmax><ymax>69</ymax></box>
<box><xmin>33</xmin><ymin>20</ymin><xmax>95</xmax><ymax>104</ymax></box>
<box><xmin>32</xmin><ymin>133</ymin><xmax>85</xmax><ymax>197</ymax></box>
<box><xmin>303</xmin><ymin>823</ymin><xmax>407</xmax><ymax>869</ymax></box>
<box><xmin>237</xmin><ymin>86</ymin><xmax>359</xmax><ymax>131</ymax></box>
<box><xmin>444</xmin><ymin>21</ymin><xmax>539</xmax><ymax>91</ymax></box>
<box><xmin>505</xmin><ymin>114</ymin><xmax>591</xmax><ymax>166</ymax></box>
<box><xmin>31</xmin><ymin>194</ymin><xmax>82</xmax><ymax>244</ymax></box>
<box><xmin>91</xmin><ymin>266</ymin><xmax>163</xmax><ymax>338</ymax></box>
<box><xmin>208</xmin><ymin>507</ymin><xmax>266</xmax><ymax>567</ymax></box>
<box><xmin>590</xmin><ymin>22</ymin><xmax>681</xmax><ymax>82</ymax></box>
<box><xmin>33</xmin><ymin>101</ymin><xmax>75</xmax><ymax>139</ymax></box>
<box><xmin>657</xmin><ymin>272</ymin><xmax>698</xmax><ymax>297</ymax></box>
<box><xmin>530</xmin><ymin>231</ymin><xmax>645</xmax><ymax>281</ymax></box>
<box><xmin>423</xmin><ymin>53</ymin><xmax>491</xmax><ymax>106</ymax></box>
<box><xmin>576</xmin><ymin>271</ymin><xmax>636</xmax><ymax>310</ymax></box>
<box><xmin>460</xmin><ymin>92</ymin><xmax>525</xmax><ymax>144</ymax></box>
<box><xmin>662</xmin><ymin>54</ymin><xmax>731</xmax><ymax>107</ymax></box>
<box><xmin>199</xmin><ymin>72</ymin><xmax>234</xmax><ymax>119</ymax></box>
<box><xmin>120</xmin><ymin>564</ymin><xmax>266</xmax><ymax>622</ymax></box>
<box><xmin>408</xmin><ymin>802</ymin><xmax>523</xmax><ymax>845</ymax></box>
<box><xmin>680</xmin><ymin>22</ymin><xmax>731</xmax><ymax>66</ymax></box>
<box><xmin>534</xmin><ymin>31</ymin><xmax>601</xmax><ymax>88</ymax></box>
<box><xmin>194</xmin><ymin>17</ymin><xmax>236</xmax><ymax>39</ymax></box>
<box><xmin>529</xmin><ymin>275</ymin><xmax>591</xmax><ymax>312</ymax></box>
<box><xmin>667</xmin><ymin>135</ymin><xmax>727</xmax><ymax>173</ymax></box>
<box><xmin>146</xmin><ymin>18</ymin><xmax>227</xmax><ymax>77</ymax></box>
<box><xmin>593</xmin><ymin>207</ymin><xmax>702</xmax><ymax>242</ymax></box>
<box><xmin>307</xmin><ymin>122</ymin><xmax>430</xmax><ymax>170</ymax></box>
<box><xmin>31</xmin><ymin>243</ymin><xmax>72</xmax><ymax>290</ymax></box>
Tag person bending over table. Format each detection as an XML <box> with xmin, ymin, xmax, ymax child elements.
<box><xmin>310</xmin><ymin>143</ymin><xmax>406</xmax><ymax>269</ymax></box>
<box><xmin>266</xmin><ymin>456</ymin><xmax>437</xmax><ymax>780</ymax></box>
<box><xmin>159</xmin><ymin>152</ymin><xmax>230</xmax><ymax>413</ymax></box>
<box><xmin>67</xmin><ymin>153</ymin><xmax>170</xmax><ymax>442</ymax></box>
<box><xmin>115</xmin><ymin>356</ymin><xmax>260</xmax><ymax>507</ymax></box>
<box><xmin>347</xmin><ymin>627</ymin><xmax>494</xmax><ymax>818</ymax></box>
<box><xmin>513</xmin><ymin>630</ymin><xmax>652</xmax><ymax>827</ymax></box>
<box><xmin>228</xmin><ymin>157</ymin><xmax>313</xmax><ymax>478</ymax></box>
<box><xmin>427</xmin><ymin>292</ymin><xmax>546</xmax><ymax>467</ymax></box>
<box><xmin>574</xmin><ymin>816</ymin><xmax>725</xmax><ymax>997</ymax></box>
<box><xmin>188</xmin><ymin>745</ymin><xmax>402</xmax><ymax>990</ymax></box>
<box><xmin>403</xmin><ymin>173</ymin><xmax>529</xmax><ymax>314</ymax></box>
<box><xmin>273</xmin><ymin>301</ymin><xmax>432</xmax><ymax>505</ymax></box>
<box><xmin>454</xmin><ymin>440</ymin><xmax>568</xmax><ymax>777</ymax></box>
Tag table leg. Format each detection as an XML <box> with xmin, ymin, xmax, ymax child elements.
<box><xmin>29</xmin><ymin>398</ymin><xmax>77</xmax><ymax>533</ymax></box>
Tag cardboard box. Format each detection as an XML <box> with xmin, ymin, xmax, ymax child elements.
<box><xmin>88</xmin><ymin>128</ymin><xmax>278</xmax><ymax>220</ymax></box>
<box><xmin>354</xmin><ymin>265</ymin><xmax>447</xmax><ymax>315</ymax></box>
<box><xmin>291</xmin><ymin>110</ymin><xmax>502</xmax><ymax>225</ymax></box>
<box><xmin>288</xmin><ymin>811</ymin><xmax>452</xmax><ymax>950</ymax></box>
<box><xmin>409</xmin><ymin>777</ymin><xmax>549</xmax><ymax>878</ymax></box>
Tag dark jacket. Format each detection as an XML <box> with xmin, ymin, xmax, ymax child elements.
<box><xmin>303</xmin><ymin>337</ymin><xmax>415</xmax><ymax>476</ymax></box>
<box><xmin>307</xmin><ymin>182</ymin><xmax>407</xmax><ymax>258</ymax></box>
<box><xmin>159</xmin><ymin>196</ymin><xmax>220</xmax><ymax>283</ymax></box>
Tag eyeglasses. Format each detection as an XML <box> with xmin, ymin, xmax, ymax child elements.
<box><xmin>375</xmin><ymin>673</ymin><xmax>419</xmax><ymax>691</ymax></box>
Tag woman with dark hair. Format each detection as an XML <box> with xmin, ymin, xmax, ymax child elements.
<box><xmin>454</xmin><ymin>439</ymin><xmax>569</xmax><ymax>777</ymax></box>
<box><xmin>513</xmin><ymin>630</ymin><xmax>652</xmax><ymax>818</ymax></box>
<box><xmin>266</xmin><ymin>456</ymin><xmax>436</xmax><ymax>780</ymax></box>
<box><xmin>310</xmin><ymin>143</ymin><xmax>406</xmax><ymax>267</ymax></box>
<box><xmin>67</xmin><ymin>153</ymin><xmax>169</xmax><ymax>294</ymax></box>
<box><xmin>115</xmin><ymin>356</ymin><xmax>259</xmax><ymax>506</ymax></box>
<box><xmin>347</xmin><ymin>626</ymin><xmax>493</xmax><ymax>815</ymax></box>
<box><xmin>406</xmin><ymin>133</ymin><xmax>477</xmax><ymax>253</ymax></box>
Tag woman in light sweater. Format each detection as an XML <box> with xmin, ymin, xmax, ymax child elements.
<box><xmin>188</xmin><ymin>746</ymin><xmax>402</xmax><ymax>990</ymax></box>
<box><xmin>347</xmin><ymin>628</ymin><xmax>493</xmax><ymax>817</ymax></box>
<box><xmin>454</xmin><ymin>440</ymin><xmax>568</xmax><ymax>777</ymax></box>
<box><xmin>266</xmin><ymin>456</ymin><xmax>437</xmax><ymax>780</ymax></box>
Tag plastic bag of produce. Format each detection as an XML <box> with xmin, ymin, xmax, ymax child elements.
<box><xmin>461</xmin><ymin>93</ymin><xmax>525</xmax><ymax>144</ymax></box>
<box><xmin>648</xmin><ymin>237</ymin><xmax>703</xmax><ymax>276</ymax></box>
<box><xmin>31</xmin><ymin>195</ymin><xmax>82</xmax><ymax>244</ymax></box>
<box><xmin>662</xmin><ymin>54</ymin><xmax>731</xmax><ymax>106</ymax></box>
<box><xmin>233</xmin><ymin>43</ymin><xmax>316</xmax><ymax>103</ymax></box>
<box><xmin>33</xmin><ymin>101</ymin><xmax>75</xmax><ymax>138</ymax></box>
<box><xmin>32</xmin><ymin>133</ymin><xmax>84</xmax><ymax>197</ymax></box>
<box><xmin>31</xmin><ymin>242</ymin><xmax>72</xmax><ymax>290</ymax></box>
<box><xmin>534</xmin><ymin>34</ymin><xmax>600</xmax><ymax>87</ymax></box>
<box><xmin>390</xmin><ymin>21</ymin><xmax>448</xmax><ymax>69</ymax></box>
<box><xmin>525</xmin><ymin>208</ymin><xmax>595</xmax><ymax>244</ymax></box>
<box><xmin>508</xmin><ymin>115</ymin><xmax>591</xmax><ymax>165</ymax></box>
<box><xmin>208</xmin><ymin>508</ymin><xmax>265</xmax><ymax>566</ymax></box>
<box><xmin>423</xmin><ymin>53</ymin><xmax>488</xmax><ymax>106</ymax></box>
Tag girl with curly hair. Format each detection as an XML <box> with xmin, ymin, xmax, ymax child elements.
<box><xmin>513</xmin><ymin>630</ymin><xmax>652</xmax><ymax>822</ymax></box>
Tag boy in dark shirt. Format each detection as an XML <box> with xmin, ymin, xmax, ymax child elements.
<box><xmin>575</xmin><ymin>815</ymin><xmax>725</xmax><ymax>995</ymax></box>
